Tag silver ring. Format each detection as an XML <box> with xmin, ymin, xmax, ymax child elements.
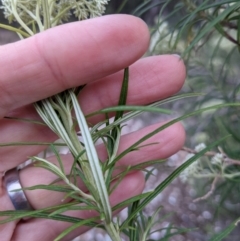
<box><xmin>4</xmin><ymin>168</ymin><xmax>33</xmax><ymax>211</ymax></box>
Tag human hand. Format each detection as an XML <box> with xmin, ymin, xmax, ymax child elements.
<box><xmin>0</xmin><ymin>15</ymin><xmax>186</xmax><ymax>241</ymax></box>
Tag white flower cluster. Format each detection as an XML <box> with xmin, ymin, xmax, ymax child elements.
<box><xmin>1</xmin><ymin>0</ymin><xmax>110</xmax><ymax>27</ymax></box>
<box><xmin>194</xmin><ymin>143</ymin><xmax>206</xmax><ymax>152</ymax></box>
<box><xmin>1</xmin><ymin>0</ymin><xmax>37</xmax><ymax>23</ymax></box>
<box><xmin>179</xmin><ymin>153</ymin><xmax>198</xmax><ymax>183</ymax></box>
<box><xmin>70</xmin><ymin>0</ymin><xmax>110</xmax><ymax>19</ymax></box>
<box><xmin>211</xmin><ymin>153</ymin><xmax>223</xmax><ymax>166</ymax></box>
<box><xmin>179</xmin><ymin>143</ymin><xmax>206</xmax><ymax>183</ymax></box>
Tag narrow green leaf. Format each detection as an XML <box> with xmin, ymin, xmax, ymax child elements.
<box><xmin>50</xmin><ymin>144</ymin><xmax>65</xmax><ymax>174</ymax></box>
<box><xmin>115</xmin><ymin>67</ymin><xmax>129</xmax><ymax>119</ymax></box>
<box><xmin>116</xmin><ymin>0</ymin><xmax>129</xmax><ymax>13</ymax></box>
<box><xmin>237</xmin><ymin>15</ymin><xmax>240</xmax><ymax>51</ymax></box>
<box><xmin>109</xmin><ymin>165</ymin><xmax>130</xmax><ymax>195</ymax></box>
<box><xmin>161</xmin><ymin>227</ymin><xmax>192</xmax><ymax>240</ymax></box>
<box><xmin>32</xmin><ymin>156</ymin><xmax>66</xmax><ymax>180</ymax></box>
<box><xmin>4</xmin><ymin>116</ymin><xmax>46</xmax><ymax>125</ymax></box>
<box><xmin>49</xmin><ymin>205</ymin><xmax>98</xmax><ymax>216</ymax></box>
<box><xmin>70</xmin><ymin>91</ymin><xmax>112</xmax><ymax>222</ymax></box>
<box><xmin>129</xmin><ymin>200</ymin><xmax>140</xmax><ymax>241</ymax></box>
<box><xmin>0</xmin><ymin>209</ymin><xmax>100</xmax><ymax>227</ymax></box>
<box><xmin>54</xmin><ymin>218</ymin><xmax>98</xmax><ymax>241</ymax></box>
<box><xmin>208</xmin><ymin>218</ymin><xmax>240</xmax><ymax>241</ymax></box>
<box><xmin>141</xmin><ymin>206</ymin><xmax>163</xmax><ymax>241</ymax></box>
<box><xmin>87</xmin><ymin>93</ymin><xmax>202</xmax><ymax>119</ymax></box>
<box><xmin>20</xmin><ymin>184</ymin><xmax>72</xmax><ymax>193</ymax></box>
<box><xmin>88</xmin><ymin>105</ymin><xmax>171</xmax><ymax>117</ymax></box>
<box><xmin>107</xmin><ymin>68</ymin><xmax>129</xmax><ymax>161</ymax></box>
<box><xmin>0</xmin><ymin>142</ymin><xmax>66</xmax><ymax>147</ymax></box>
<box><xmin>132</xmin><ymin>0</ymin><xmax>166</xmax><ymax>17</ymax></box>
<box><xmin>112</xmin><ymin>192</ymin><xmax>151</xmax><ymax>211</ymax></box>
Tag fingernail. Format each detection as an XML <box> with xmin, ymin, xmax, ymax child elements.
<box><xmin>172</xmin><ymin>54</ymin><xmax>181</xmax><ymax>59</ymax></box>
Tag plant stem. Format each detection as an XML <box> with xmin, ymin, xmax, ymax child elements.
<box><xmin>105</xmin><ymin>222</ymin><xmax>122</xmax><ymax>241</ymax></box>
<box><xmin>42</xmin><ymin>0</ymin><xmax>51</xmax><ymax>29</ymax></box>
<box><xmin>35</xmin><ymin>97</ymin><xmax>97</xmax><ymax>196</ymax></box>
<box><xmin>69</xmin><ymin>127</ymin><xmax>98</xmax><ymax>192</ymax></box>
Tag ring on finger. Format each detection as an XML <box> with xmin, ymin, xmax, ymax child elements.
<box><xmin>4</xmin><ymin>168</ymin><xmax>33</xmax><ymax>211</ymax></box>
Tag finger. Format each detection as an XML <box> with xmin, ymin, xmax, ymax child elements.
<box><xmin>0</xmin><ymin>14</ymin><xmax>149</xmax><ymax>118</ymax></box>
<box><xmin>80</xmin><ymin>54</ymin><xmax>186</xmax><ymax>123</ymax></box>
<box><xmin>98</xmin><ymin>122</ymin><xmax>186</xmax><ymax>167</ymax></box>
<box><xmin>0</xmin><ymin>106</ymin><xmax>56</xmax><ymax>172</ymax></box>
<box><xmin>0</xmin><ymin>180</ymin><xmax>17</xmax><ymax>241</ymax></box>
<box><xmin>17</xmin><ymin>122</ymin><xmax>184</xmax><ymax>210</ymax></box>
<box><xmin>12</xmin><ymin>172</ymin><xmax>145</xmax><ymax>241</ymax></box>
<box><xmin>0</xmin><ymin>55</ymin><xmax>186</xmax><ymax>171</ymax></box>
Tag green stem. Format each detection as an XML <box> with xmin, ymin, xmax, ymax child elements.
<box><xmin>54</xmin><ymin>96</ymin><xmax>97</xmax><ymax>192</ymax></box>
<box><xmin>0</xmin><ymin>23</ymin><xmax>30</xmax><ymax>37</ymax></box>
<box><xmin>11</xmin><ymin>1</ymin><xmax>34</xmax><ymax>35</ymax></box>
<box><xmin>105</xmin><ymin>222</ymin><xmax>122</xmax><ymax>241</ymax></box>
<box><xmin>36</xmin><ymin>94</ymin><xmax>100</xmax><ymax>203</ymax></box>
<box><xmin>70</xmin><ymin>128</ymin><xmax>97</xmax><ymax>190</ymax></box>
<box><xmin>42</xmin><ymin>0</ymin><xmax>51</xmax><ymax>29</ymax></box>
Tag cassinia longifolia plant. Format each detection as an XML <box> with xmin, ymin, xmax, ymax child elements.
<box><xmin>2</xmin><ymin>1</ymin><xmax>240</xmax><ymax>240</ymax></box>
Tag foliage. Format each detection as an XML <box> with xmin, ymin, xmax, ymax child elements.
<box><xmin>144</xmin><ymin>0</ymin><xmax>240</xmax><ymax>240</ymax></box>
<box><xmin>0</xmin><ymin>0</ymin><xmax>240</xmax><ymax>241</ymax></box>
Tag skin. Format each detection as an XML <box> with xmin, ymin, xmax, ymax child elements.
<box><xmin>0</xmin><ymin>15</ymin><xmax>186</xmax><ymax>241</ymax></box>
